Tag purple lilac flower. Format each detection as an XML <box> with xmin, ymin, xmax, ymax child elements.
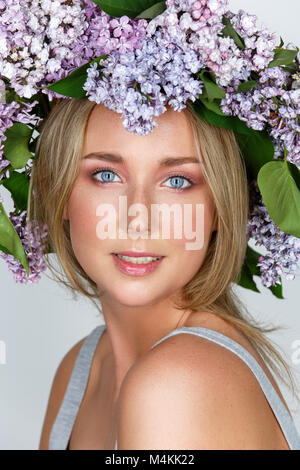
<box><xmin>0</xmin><ymin>99</ymin><xmax>40</xmax><ymax>181</ymax></box>
<box><xmin>247</xmin><ymin>181</ymin><xmax>300</xmax><ymax>288</ymax></box>
<box><xmin>146</xmin><ymin>0</ymin><xmax>251</xmax><ymax>87</ymax></box>
<box><xmin>220</xmin><ymin>67</ymin><xmax>300</xmax><ymax>168</ymax></box>
<box><xmin>76</xmin><ymin>0</ymin><xmax>147</xmax><ymax>58</ymax></box>
<box><xmin>0</xmin><ymin>0</ymin><xmax>148</xmax><ymax>100</ymax></box>
<box><xmin>225</xmin><ymin>9</ymin><xmax>278</xmax><ymax>72</ymax></box>
<box><xmin>0</xmin><ymin>0</ymin><xmax>87</xmax><ymax>98</ymax></box>
<box><xmin>0</xmin><ymin>97</ymin><xmax>43</xmax><ymax>283</ymax></box>
<box><xmin>147</xmin><ymin>2</ymin><xmax>287</xmax><ymax>89</ymax></box>
<box><xmin>83</xmin><ymin>29</ymin><xmax>204</xmax><ymax>135</ymax></box>
<box><xmin>0</xmin><ymin>209</ymin><xmax>48</xmax><ymax>283</ymax></box>
<box><xmin>0</xmin><ymin>0</ymin><xmax>299</xmax><ymax>286</ymax></box>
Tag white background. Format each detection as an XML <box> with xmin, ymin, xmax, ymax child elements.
<box><xmin>0</xmin><ymin>0</ymin><xmax>300</xmax><ymax>449</ymax></box>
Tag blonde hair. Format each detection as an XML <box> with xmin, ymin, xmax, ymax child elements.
<box><xmin>27</xmin><ymin>97</ymin><xmax>299</xmax><ymax>402</ymax></box>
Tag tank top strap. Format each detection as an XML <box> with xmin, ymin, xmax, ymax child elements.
<box><xmin>48</xmin><ymin>324</ymin><xmax>106</xmax><ymax>450</ymax></box>
<box><xmin>149</xmin><ymin>326</ymin><xmax>300</xmax><ymax>450</ymax></box>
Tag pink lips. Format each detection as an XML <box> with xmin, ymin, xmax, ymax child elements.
<box><xmin>111</xmin><ymin>253</ymin><xmax>165</xmax><ymax>276</ymax></box>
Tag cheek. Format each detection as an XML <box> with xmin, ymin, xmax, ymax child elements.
<box><xmin>66</xmin><ymin>184</ymin><xmax>103</xmax><ymax>258</ymax></box>
<box><xmin>167</xmin><ymin>195</ymin><xmax>215</xmax><ymax>248</ymax></box>
<box><xmin>166</xmin><ymin>195</ymin><xmax>215</xmax><ymax>275</ymax></box>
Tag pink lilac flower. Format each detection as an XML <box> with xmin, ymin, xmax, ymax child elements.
<box><xmin>146</xmin><ymin>0</ymin><xmax>250</xmax><ymax>87</ymax></box>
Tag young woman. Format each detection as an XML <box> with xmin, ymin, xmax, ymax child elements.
<box><xmin>29</xmin><ymin>98</ymin><xmax>300</xmax><ymax>450</ymax></box>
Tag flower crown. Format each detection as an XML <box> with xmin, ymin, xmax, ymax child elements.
<box><xmin>0</xmin><ymin>0</ymin><xmax>300</xmax><ymax>300</ymax></box>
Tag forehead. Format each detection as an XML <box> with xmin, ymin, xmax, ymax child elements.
<box><xmin>83</xmin><ymin>104</ymin><xmax>197</xmax><ymax>159</ymax></box>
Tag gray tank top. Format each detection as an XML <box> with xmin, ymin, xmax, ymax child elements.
<box><xmin>48</xmin><ymin>324</ymin><xmax>300</xmax><ymax>450</ymax></box>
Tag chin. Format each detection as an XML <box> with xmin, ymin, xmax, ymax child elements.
<box><xmin>106</xmin><ymin>285</ymin><xmax>166</xmax><ymax>308</ymax></box>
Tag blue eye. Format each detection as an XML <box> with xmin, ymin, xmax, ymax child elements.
<box><xmin>91</xmin><ymin>168</ymin><xmax>194</xmax><ymax>190</ymax></box>
<box><xmin>92</xmin><ymin>168</ymin><xmax>121</xmax><ymax>184</ymax></box>
<box><xmin>164</xmin><ymin>175</ymin><xmax>193</xmax><ymax>190</ymax></box>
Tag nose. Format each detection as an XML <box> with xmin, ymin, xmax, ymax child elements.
<box><xmin>124</xmin><ymin>183</ymin><xmax>154</xmax><ymax>240</ymax></box>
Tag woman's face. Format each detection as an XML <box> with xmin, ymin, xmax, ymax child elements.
<box><xmin>63</xmin><ymin>104</ymin><xmax>217</xmax><ymax>307</ymax></box>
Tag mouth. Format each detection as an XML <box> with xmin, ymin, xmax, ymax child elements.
<box><xmin>112</xmin><ymin>252</ymin><xmax>165</xmax><ymax>263</ymax></box>
<box><xmin>111</xmin><ymin>252</ymin><xmax>166</xmax><ymax>276</ymax></box>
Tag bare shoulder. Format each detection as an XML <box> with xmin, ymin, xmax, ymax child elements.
<box><xmin>117</xmin><ymin>321</ymin><xmax>288</xmax><ymax>449</ymax></box>
<box><xmin>38</xmin><ymin>334</ymin><xmax>88</xmax><ymax>450</ymax></box>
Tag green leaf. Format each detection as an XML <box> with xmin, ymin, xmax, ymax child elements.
<box><xmin>221</xmin><ymin>15</ymin><xmax>246</xmax><ymax>50</ymax></box>
<box><xmin>245</xmin><ymin>245</ymin><xmax>261</xmax><ymax>277</ymax></box>
<box><xmin>46</xmin><ymin>55</ymin><xmax>108</xmax><ymax>99</ymax></box>
<box><xmin>3</xmin><ymin>123</ymin><xmax>33</xmax><ymax>169</ymax></box>
<box><xmin>0</xmin><ymin>243</ymin><xmax>10</xmax><ymax>255</ymax></box>
<box><xmin>193</xmin><ymin>100</ymin><xmax>253</xmax><ymax>135</ymax></box>
<box><xmin>2</xmin><ymin>171</ymin><xmax>29</xmax><ymax>212</ymax></box>
<box><xmin>199</xmin><ymin>70</ymin><xmax>226</xmax><ymax>101</ymax></box>
<box><xmin>193</xmin><ymin>101</ymin><xmax>274</xmax><ymax>180</ymax></box>
<box><xmin>237</xmin><ymin>244</ymin><xmax>284</xmax><ymax>298</ymax></box>
<box><xmin>268</xmin><ymin>48</ymin><xmax>298</xmax><ymax>68</ymax></box>
<box><xmin>246</xmin><ymin>244</ymin><xmax>284</xmax><ymax>300</ymax></box>
<box><xmin>257</xmin><ymin>159</ymin><xmax>300</xmax><ymax>238</ymax></box>
<box><xmin>198</xmin><ymin>97</ymin><xmax>227</xmax><ymax>116</ymax></box>
<box><xmin>0</xmin><ymin>201</ymin><xmax>29</xmax><ymax>276</ymax></box>
<box><xmin>269</xmin><ymin>282</ymin><xmax>284</xmax><ymax>300</ymax></box>
<box><xmin>91</xmin><ymin>0</ymin><xmax>165</xmax><ymax>18</ymax></box>
<box><xmin>237</xmin><ymin>80</ymin><xmax>258</xmax><ymax>93</ymax></box>
<box><xmin>237</xmin><ymin>262</ymin><xmax>260</xmax><ymax>293</ymax></box>
<box><xmin>136</xmin><ymin>1</ymin><xmax>166</xmax><ymax>18</ymax></box>
<box><xmin>234</xmin><ymin>130</ymin><xmax>274</xmax><ymax>180</ymax></box>
<box><xmin>279</xmin><ymin>37</ymin><xmax>284</xmax><ymax>48</ymax></box>
<box><xmin>281</xmin><ymin>66</ymin><xmax>298</xmax><ymax>73</ymax></box>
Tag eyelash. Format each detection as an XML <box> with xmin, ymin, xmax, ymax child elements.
<box><xmin>90</xmin><ymin>167</ymin><xmax>196</xmax><ymax>191</ymax></box>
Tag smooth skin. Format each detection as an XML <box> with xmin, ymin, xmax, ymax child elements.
<box><xmin>39</xmin><ymin>104</ymin><xmax>290</xmax><ymax>450</ymax></box>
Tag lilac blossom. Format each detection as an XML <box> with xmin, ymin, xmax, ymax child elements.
<box><xmin>0</xmin><ymin>0</ymin><xmax>148</xmax><ymax>100</ymax></box>
<box><xmin>0</xmin><ymin>0</ymin><xmax>87</xmax><ymax>98</ymax></box>
<box><xmin>221</xmin><ymin>67</ymin><xmax>300</xmax><ymax>168</ymax></box>
<box><xmin>0</xmin><ymin>209</ymin><xmax>48</xmax><ymax>283</ymax></box>
<box><xmin>0</xmin><ymin>0</ymin><xmax>299</xmax><ymax>286</ymax></box>
<box><xmin>83</xmin><ymin>29</ymin><xmax>204</xmax><ymax>135</ymax></box>
<box><xmin>0</xmin><ymin>100</ymin><xmax>40</xmax><ymax>181</ymax></box>
<box><xmin>226</xmin><ymin>9</ymin><xmax>278</xmax><ymax>72</ymax></box>
<box><xmin>146</xmin><ymin>0</ymin><xmax>250</xmax><ymax>87</ymax></box>
<box><xmin>247</xmin><ymin>181</ymin><xmax>300</xmax><ymax>288</ymax></box>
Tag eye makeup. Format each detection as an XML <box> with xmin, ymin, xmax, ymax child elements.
<box><xmin>89</xmin><ymin>166</ymin><xmax>199</xmax><ymax>192</ymax></box>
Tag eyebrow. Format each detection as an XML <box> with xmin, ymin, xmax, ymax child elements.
<box><xmin>82</xmin><ymin>152</ymin><xmax>201</xmax><ymax>167</ymax></box>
